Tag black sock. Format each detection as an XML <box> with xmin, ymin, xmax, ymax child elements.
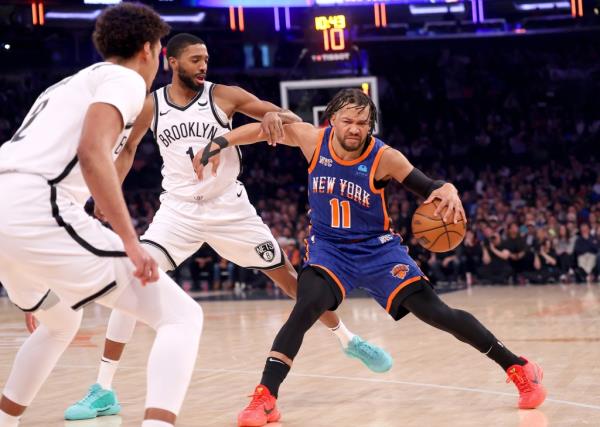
<box><xmin>260</xmin><ymin>357</ymin><xmax>290</xmax><ymax>398</ymax></box>
<box><xmin>486</xmin><ymin>341</ymin><xmax>525</xmax><ymax>371</ymax></box>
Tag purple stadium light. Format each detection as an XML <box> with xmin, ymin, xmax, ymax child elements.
<box><xmin>285</xmin><ymin>7</ymin><xmax>291</xmax><ymax>30</ymax></box>
<box><xmin>471</xmin><ymin>0</ymin><xmax>478</xmax><ymax>23</ymax></box>
<box><xmin>478</xmin><ymin>0</ymin><xmax>484</xmax><ymax>22</ymax></box>
<box><xmin>274</xmin><ymin>7</ymin><xmax>281</xmax><ymax>31</ymax></box>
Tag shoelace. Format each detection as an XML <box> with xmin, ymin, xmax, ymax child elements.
<box><xmin>78</xmin><ymin>387</ymin><xmax>101</xmax><ymax>406</ymax></box>
<box><xmin>506</xmin><ymin>368</ymin><xmax>533</xmax><ymax>393</ymax></box>
<box><xmin>245</xmin><ymin>392</ymin><xmax>270</xmax><ymax>410</ymax></box>
<box><xmin>355</xmin><ymin>340</ymin><xmax>381</xmax><ymax>361</ymax></box>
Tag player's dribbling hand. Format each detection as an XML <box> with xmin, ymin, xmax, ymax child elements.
<box><xmin>25</xmin><ymin>313</ymin><xmax>38</xmax><ymax>333</ymax></box>
<box><xmin>124</xmin><ymin>240</ymin><xmax>159</xmax><ymax>286</ymax></box>
<box><xmin>261</xmin><ymin>112</ymin><xmax>284</xmax><ymax>146</ymax></box>
<box><xmin>424</xmin><ymin>183</ymin><xmax>467</xmax><ymax>224</ymax></box>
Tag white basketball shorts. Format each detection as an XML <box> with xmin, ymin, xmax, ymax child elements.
<box><xmin>0</xmin><ymin>173</ymin><xmax>134</xmax><ymax>311</ymax></box>
<box><xmin>140</xmin><ymin>181</ymin><xmax>283</xmax><ymax>271</ymax></box>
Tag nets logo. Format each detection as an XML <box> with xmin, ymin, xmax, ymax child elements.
<box><xmin>319</xmin><ymin>156</ymin><xmax>333</xmax><ymax>167</ymax></box>
<box><xmin>255</xmin><ymin>241</ymin><xmax>276</xmax><ymax>262</ymax></box>
<box><xmin>390</xmin><ymin>264</ymin><xmax>409</xmax><ymax>279</ymax></box>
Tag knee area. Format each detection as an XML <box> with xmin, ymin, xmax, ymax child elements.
<box><xmin>37</xmin><ymin>305</ymin><xmax>82</xmax><ymax>342</ymax></box>
<box><xmin>170</xmin><ymin>298</ymin><xmax>203</xmax><ymax>335</ymax></box>
<box><xmin>186</xmin><ymin>302</ymin><xmax>203</xmax><ymax>335</ymax></box>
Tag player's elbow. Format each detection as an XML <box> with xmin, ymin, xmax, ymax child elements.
<box><xmin>77</xmin><ymin>139</ymin><xmax>95</xmax><ymax>167</ymax></box>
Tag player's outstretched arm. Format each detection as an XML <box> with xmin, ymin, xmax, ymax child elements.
<box><xmin>78</xmin><ymin>103</ymin><xmax>158</xmax><ymax>285</ymax></box>
<box><xmin>377</xmin><ymin>147</ymin><xmax>466</xmax><ymax>223</ymax></box>
<box><xmin>192</xmin><ymin>122</ymin><xmax>318</xmax><ymax>179</ymax></box>
<box><xmin>214</xmin><ymin>84</ymin><xmax>301</xmax><ymax>145</ymax></box>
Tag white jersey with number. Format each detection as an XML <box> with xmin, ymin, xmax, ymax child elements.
<box><xmin>0</xmin><ymin>62</ymin><xmax>145</xmax><ymax>205</ymax></box>
<box><xmin>151</xmin><ymin>82</ymin><xmax>240</xmax><ymax>202</ymax></box>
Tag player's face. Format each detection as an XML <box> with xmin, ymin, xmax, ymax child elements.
<box><xmin>331</xmin><ymin>104</ymin><xmax>371</xmax><ymax>153</ymax></box>
<box><xmin>173</xmin><ymin>43</ymin><xmax>209</xmax><ymax>91</ymax></box>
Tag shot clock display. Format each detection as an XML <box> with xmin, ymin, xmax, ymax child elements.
<box><xmin>314</xmin><ymin>14</ymin><xmax>347</xmax><ymax>52</ymax></box>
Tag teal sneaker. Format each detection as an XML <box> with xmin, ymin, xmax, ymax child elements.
<box><xmin>344</xmin><ymin>336</ymin><xmax>393</xmax><ymax>373</ymax></box>
<box><xmin>64</xmin><ymin>384</ymin><xmax>121</xmax><ymax>420</ymax></box>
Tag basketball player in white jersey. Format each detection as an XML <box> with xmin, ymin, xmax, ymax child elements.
<box><xmin>0</xmin><ymin>5</ymin><xmax>204</xmax><ymax>427</ymax></box>
<box><xmin>59</xmin><ymin>33</ymin><xmax>392</xmax><ymax>420</ymax></box>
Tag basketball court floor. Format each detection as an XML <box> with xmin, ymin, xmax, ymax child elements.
<box><xmin>0</xmin><ymin>284</ymin><xmax>599</xmax><ymax>426</ymax></box>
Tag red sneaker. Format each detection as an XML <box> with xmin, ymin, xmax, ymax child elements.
<box><xmin>506</xmin><ymin>358</ymin><xmax>547</xmax><ymax>409</ymax></box>
<box><xmin>237</xmin><ymin>385</ymin><xmax>281</xmax><ymax>427</ymax></box>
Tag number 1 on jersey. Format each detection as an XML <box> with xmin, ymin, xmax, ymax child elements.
<box><xmin>330</xmin><ymin>198</ymin><xmax>351</xmax><ymax>228</ymax></box>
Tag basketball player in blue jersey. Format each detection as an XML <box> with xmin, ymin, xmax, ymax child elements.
<box><xmin>195</xmin><ymin>89</ymin><xmax>547</xmax><ymax>427</ymax></box>
<box><xmin>46</xmin><ymin>34</ymin><xmax>390</xmax><ymax>421</ymax></box>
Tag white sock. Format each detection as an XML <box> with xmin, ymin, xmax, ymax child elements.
<box><xmin>0</xmin><ymin>410</ymin><xmax>20</xmax><ymax>427</ymax></box>
<box><xmin>142</xmin><ymin>420</ymin><xmax>173</xmax><ymax>427</ymax></box>
<box><xmin>97</xmin><ymin>357</ymin><xmax>119</xmax><ymax>390</ymax></box>
<box><xmin>329</xmin><ymin>320</ymin><xmax>356</xmax><ymax>348</ymax></box>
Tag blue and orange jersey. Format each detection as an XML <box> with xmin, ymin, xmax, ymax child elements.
<box><xmin>307</xmin><ymin>127</ymin><xmax>391</xmax><ymax>242</ymax></box>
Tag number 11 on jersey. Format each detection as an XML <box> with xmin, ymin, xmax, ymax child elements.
<box><xmin>330</xmin><ymin>198</ymin><xmax>351</xmax><ymax>228</ymax></box>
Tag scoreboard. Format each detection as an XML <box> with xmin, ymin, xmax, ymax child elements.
<box><xmin>314</xmin><ymin>14</ymin><xmax>347</xmax><ymax>52</ymax></box>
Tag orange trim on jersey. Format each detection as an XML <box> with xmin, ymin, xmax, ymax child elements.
<box><xmin>310</xmin><ymin>264</ymin><xmax>346</xmax><ymax>299</ymax></box>
<box><xmin>329</xmin><ymin>131</ymin><xmax>375</xmax><ymax>166</ymax></box>
<box><xmin>370</xmin><ymin>146</ymin><xmax>391</xmax><ymax>231</ymax></box>
<box><xmin>385</xmin><ymin>275</ymin><xmax>423</xmax><ymax>313</ymax></box>
<box><xmin>308</xmin><ymin>128</ymin><xmax>327</xmax><ymax>173</ymax></box>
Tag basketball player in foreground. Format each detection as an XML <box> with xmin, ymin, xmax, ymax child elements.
<box><xmin>60</xmin><ymin>33</ymin><xmax>391</xmax><ymax>421</ymax></box>
<box><xmin>195</xmin><ymin>89</ymin><xmax>547</xmax><ymax>426</ymax></box>
<box><xmin>0</xmin><ymin>4</ymin><xmax>205</xmax><ymax>427</ymax></box>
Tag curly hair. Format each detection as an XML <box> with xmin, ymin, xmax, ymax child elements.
<box><xmin>325</xmin><ymin>88</ymin><xmax>377</xmax><ymax>133</ymax></box>
<box><xmin>93</xmin><ymin>3</ymin><xmax>170</xmax><ymax>60</ymax></box>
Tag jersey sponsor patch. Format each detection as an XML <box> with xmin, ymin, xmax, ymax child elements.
<box><xmin>391</xmin><ymin>263</ymin><xmax>409</xmax><ymax>279</ymax></box>
<box><xmin>255</xmin><ymin>241</ymin><xmax>275</xmax><ymax>262</ymax></box>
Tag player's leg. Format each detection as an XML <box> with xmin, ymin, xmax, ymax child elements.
<box><xmin>262</xmin><ymin>257</ymin><xmax>350</xmax><ymax>336</ymax></box>
<box><xmin>398</xmin><ymin>283</ymin><xmax>546</xmax><ymax>409</ymax></box>
<box><xmin>65</xmin><ymin>206</ymin><xmax>197</xmax><ymax>420</ymax></box>
<box><xmin>64</xmin><ymin>309</ymin><xmax>135</xmax><ymax>420</ymax></box>
<box><xmin>97</xmin><ymin>267</ymin><xmax>203</xmax><ymax>426</ymax></box>
<box><xmin>0</xmin><ymin>294</ymin><xmax>82</xmax><ymax>427</ymax></box>
<box><xmin>238</xmin><ymin>266</ymin><xmax>339</xmax><ymax>427</ymax></box>
<box><xmin>263</xmin><ymin>258</ymin><xmax>391</xmax><ymax>372</ymax></box>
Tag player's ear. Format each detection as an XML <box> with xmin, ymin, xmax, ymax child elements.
<box><xmin>168</xmin><ymin>56</ymin><xmax>177</xmax><ymax>71</ymax></box>
<box><xmin>142</xmin><ymin>41</ymin><xmax>151</xmax><ymax>57</ymax></box>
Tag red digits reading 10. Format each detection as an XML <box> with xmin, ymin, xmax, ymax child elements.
<box><xmin>314</xmin><ymin>15</ymin><xmax>346</xmax><ymax>51</ymax></box>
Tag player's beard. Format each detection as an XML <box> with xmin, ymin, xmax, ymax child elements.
<box><xmin>178</xmin><ymin>70</ymin><xmax>203</xmax><ymax>92</ymax></box>
<box><xmin>339</xmin><ymin>136</ymin><xmax>366</xmax><ymax>152</ymax></box>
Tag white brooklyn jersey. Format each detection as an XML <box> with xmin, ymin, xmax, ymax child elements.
<box><xmin>151</xmin><ymin>82</ymin><xmax>240</xmax><ymax>202</ymax></box>
<box><xmin>0</xmin><ymin>62</ymin><xmax>145</xmax><ymax>205</ymax></box>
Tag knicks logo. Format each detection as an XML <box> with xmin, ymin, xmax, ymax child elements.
<box><xmin>391</xmin><ymin>264</ymin><xmax>409</xmax><ymax>280</ymax></box>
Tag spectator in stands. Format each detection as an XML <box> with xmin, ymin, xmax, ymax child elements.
<box><xmin>574</xmin><ymin>223</ymin><xmax>598</xmax><ymax>283</ymax></box>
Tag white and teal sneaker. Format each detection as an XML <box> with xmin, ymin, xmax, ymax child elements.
<box><xmin>64</xmin><ymin>383</ymin><xmax>121</xmax><ymax>420</ymax></box>
<box><xmin>344</xmin><ymin>336</ymin><xmax>393</xmax><ymax>373</ymax></box>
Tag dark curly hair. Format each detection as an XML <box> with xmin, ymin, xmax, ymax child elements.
<box><xmin>325</xmin><ymin>88</ymin><xmax>377</xmax><ymax>133</ymax></box>
<box><xmin>93</xmin><ymin>3</ymin><xmax>170</xmax><ymax>60</ymax></box>
<box><xmin>166</xmin><ymin>33</ymin><xmax>205</xmax><ymax>59</ymax></box>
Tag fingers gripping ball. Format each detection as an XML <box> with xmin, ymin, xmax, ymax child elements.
<box><xmin>411</xmin><ymin>201</ymin><xmax>466</xmax><ymax>253</ymax></box>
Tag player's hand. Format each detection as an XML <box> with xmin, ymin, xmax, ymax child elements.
<box><xmin>123</xmin><ymin>240</ymin><xmax>159</xmax><ymax>286</ymax></box>
<box><xmin>424</xmin><ymin>183</ymin><xmax>467</xmax><ymax>224</ymax></box>
<box><xmin>192</xmin><ymin>141</ymin><xmax>221</xmax><ymax>180</ymax></box>
<box><xmin>94</xmin><ymin>203</ymin><xmax>107</xmax><ymax>222</ymax></box>
<box><xmin>25</xmin><ymin>313</ymin><xmax>38</xmax><ymax>333</ymax></box>
<box><xmin>261</xmin><ymin>112</ymin><xmax>284</xmax><ymax>146</ymax></box>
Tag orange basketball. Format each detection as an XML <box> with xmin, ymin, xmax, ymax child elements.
<box><xmin>411</xmin><ymin>201</ymin><xmax>466</xmax><ymax>253</ymax></box>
